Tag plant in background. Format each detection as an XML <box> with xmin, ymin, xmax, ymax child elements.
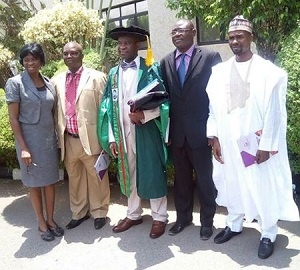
<box><xmin>166</xmin><ymin>0</ymin><xmax>300</xmax><ymax>62</ymax></box>
<box><xmin>41</xmin><ymin>60</ymin><xmax>60</xmax><ymax>79</ymax></box>
<box><xmin>0</xmin><ymin>89</ymin><xmax>18</xmax><ymax>169</ymax></box>
<box><xmin>82</xmin><ymin>49</ymin><xmax>104</xmax><ymax>71</ymax></box>
<box><xmin>0</xmin><ymin>44</ymin><xmax>14</xmax><ymax>88</ymax></box>
<box><xmin>0</xmin><ymin>44</ymin><xmax>13</xmax><ymax>70</ymax></box>
<box><xmin>0</xmin><ymin>0</ymin><xmax>39</xmax><ymax>55</ymax></box>
<box><xmin>20</xmin><ymin>0</ymin><xmax>104</xmax><ymax>61</ymax></box>
<box><xmin>277</xmin><ymin>23</ymin><xmax>300</xmax><ymax>174</ymax></box>
<box><xmin>102</xmin><ymin>37</ymin><xmax>120</xmax><ymax>72</ymax></box>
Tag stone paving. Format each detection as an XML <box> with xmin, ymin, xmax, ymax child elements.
<box><xmin>0</xmin><ymin>179</ymin><xmax>300</xmax><ymax>270</ymax></box>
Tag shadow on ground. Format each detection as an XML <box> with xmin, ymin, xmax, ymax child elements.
<box><xmin>1</xmin><ymin>179</ymin><xmax>299</xmax><ymax>269</ymax></box>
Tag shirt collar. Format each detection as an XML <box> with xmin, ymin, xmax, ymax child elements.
<box><xmin>67</xmin><ymin>66</ymin><xmax>84</xmax><ymax>76</ymax></box>
<box><xmin>175</xmin><ymin>44</ymin><xmax>195</xmax><ymax>59</ymax></box>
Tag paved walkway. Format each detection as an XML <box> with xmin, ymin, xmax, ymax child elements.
<box><xmin>0</xmin><ymin>179</ymin><xmax>299</xmax><ymax>270</ymax></box>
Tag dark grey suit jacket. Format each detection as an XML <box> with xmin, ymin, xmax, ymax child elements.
<box><xmin>161</xmin><ymin>46</ymin><xmax>221</xmax><ymax>148</ymax></box>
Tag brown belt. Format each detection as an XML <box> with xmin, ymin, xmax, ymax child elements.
<box><xmin>66</xmin><ymin>132</ymin><xmax>79</xmax><ymax>138</ymax></box>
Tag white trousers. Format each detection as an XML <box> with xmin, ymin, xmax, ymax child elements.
<box><xmin>125</xmin><ymin>134</ymin><xmax>168</xmax><ymax>222</ymax></box>
<box><xmin>226</xmin><ymin>213</ymin><xmax>278</xmax><ymax>242</ymax></box>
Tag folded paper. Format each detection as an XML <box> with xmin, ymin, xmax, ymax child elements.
<box><xmin>94</xmin><ymin>151</ymin><xmax>111</xmax><ymax>180</ymax></box>
<box><xmin>237</xmin><ymin>132</ymin><xmax>260</xmax><ymax>167</ymax></box>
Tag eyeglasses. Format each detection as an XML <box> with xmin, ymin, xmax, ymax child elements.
<box><xmin>170</xmin><ymin>28</ymin><xmax>194</xmax><ymax>36</ymax></box>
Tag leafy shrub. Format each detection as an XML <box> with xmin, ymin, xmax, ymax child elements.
<box><xmin>0</xmin><ymin>88</ymin><xmax>18</xmax><ymax>168</ymax></box>
<box><xmin>0</xmin><ymin>44</ymin><xmax>14</xmax><ymax>88</ymax></box>
<box><xmin>42</xmin><ymin>50</ymin><xmax>105</xmax><ymax>79</ymax></box>
<box><xmin>0</xmin><ymin>44</ymin><xmax>13</xmax><ymax>70</ymax></box>
<box><xmin>83</xmin><ymin>49</ymin><xmax>103</xmax><ymax>71</ymax></box>
<box><xmin>20</xmin><ymin>0</ymin><xmax>104</xmax><ymax>61</ymax></box>
<box><xmin>41</xmin><ymin>60</ymin><xmax>59</xmax><ymax>78</ymax></box>
<box><xmin>277</xmin><ymin>23</ymin><xmax>300</xmax><ymax>174</ymax></box>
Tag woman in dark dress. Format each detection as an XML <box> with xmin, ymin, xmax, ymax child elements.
<box><xmin>5</xmin><ymin>43</ymin><xmax>64</xmax><ymax>241</ymax></box>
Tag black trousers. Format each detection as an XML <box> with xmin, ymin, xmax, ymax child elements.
<box><xmin>172</xmin><ymin>139</ymin><xmax>216</xmax><ymax>227</ymax></box>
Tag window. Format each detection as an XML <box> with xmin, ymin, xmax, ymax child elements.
<box><xmin>196</xmin><ymin>17</ymin><xmax>227</xmax><ymax>45</ymax></box>
<box><xmin>102</xmin><ymin>0</ymin><xmax>149</xmax><ymax>32</ymax></box>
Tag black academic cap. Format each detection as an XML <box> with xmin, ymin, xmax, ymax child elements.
<box><xmin>109</xmin><ymin>25</ymin><xmax>149</xmax><ymax>42</ymax></box>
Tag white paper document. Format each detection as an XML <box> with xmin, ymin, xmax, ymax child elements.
<box><xmin>94</xmin><ymin>151</ymin><xmax>111</xmax><ymax>181</ymax></box>
<box><xmin>129</xmin><ymin>79</ymin><xmax>159</xmax><ymax>102</ymax></box>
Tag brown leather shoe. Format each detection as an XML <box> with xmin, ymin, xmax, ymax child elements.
<box><xmin>112</xmin><ymin>217</ymin><xmax>143</xmax><ymax>233</ymax></box>
<box><xmin>149</xmin><ymin>220</ymin><xmax>166</xmax><ymax>239</ymax></box>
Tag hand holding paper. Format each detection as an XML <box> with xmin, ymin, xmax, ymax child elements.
<box><xmin>127</xmin><ymin>79</ymin><xmax>168</xmax><ymax>112</ymax></box>
<box><xmin>237</xmin><ymin>132</ymin><xmax>260</xmax><ymax>167</ymax></box>
<box><xmin>94</xmin><ymin>151</ymin><xmax>111</xmax><ymax>181</ymax></box>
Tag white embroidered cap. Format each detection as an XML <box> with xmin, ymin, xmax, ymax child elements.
<box><xmin>229</xmin><ymin>15</ymin><xmax>253</xmax><ymax>34</ymax></box>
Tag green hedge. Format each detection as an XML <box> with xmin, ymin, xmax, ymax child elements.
<box><xmin>277</xmin><ymin>23</ymin><xmax>300</xmax><ymax>174</ymax></box>
<box><xmin>0</xmin><ymin>88</ymin><xmax>18</xmax><ymax>168</ymax></box>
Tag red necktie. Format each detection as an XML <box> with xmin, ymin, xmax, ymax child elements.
<box><xmin>65</xmin><ymin>74</ymin><xmax>76</xmax><ymax>116</ymax></box>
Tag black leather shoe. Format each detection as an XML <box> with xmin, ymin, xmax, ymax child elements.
<box><xmin>168</xmin><ymin>221</ymin><xmax>192</xmax><ymax>236</ymax></box>
<box><xmin>214</xmin><ymin>226</ymin><xmax>242</xmax><ymax>244</ymax></box>
<box><xmin>258</xmin><ymin>238</ymin><xmax>274</xmax><ymax>259</ymax></box>
<box><xmin>200</xmin><ymin>226</ymin><xmax>213</xmax><ymax>240</ymax></box>
<box><xmin>66</xmin><ymin>214</ymin><xmax>89</xmax><ymax>230</ymax></box>
<box><xmin>94</xmin><ymin>217</ymin><xmax>107</xmax><ymax>230</ymax></box>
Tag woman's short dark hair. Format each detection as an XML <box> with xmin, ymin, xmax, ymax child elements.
<box><xmin>19</xmin><ymin>43</ymin><xmax>46</xmax><ymax>66</ymax></box>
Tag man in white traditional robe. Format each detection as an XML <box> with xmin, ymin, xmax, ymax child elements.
<box><xmin>206</xmin><ymin>15</ymin><xmax>299</xmax><ymax>259</ymax></box>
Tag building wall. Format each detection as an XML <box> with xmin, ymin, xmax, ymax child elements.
<box><xmin>147</xmin><ymin>0</ymin><xmax>177</xmax><ymax>61</ymax></box>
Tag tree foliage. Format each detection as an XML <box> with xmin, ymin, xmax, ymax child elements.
<box><xmin>0</xmin><ymin>0</ymin><xmax>39</xmax><ymax>54</ymax></box>
<box><xmin>166</xmin><ymin>0</ymin><xmax>300</xmax><ymax>62</ymax></box>
<box><xmin>0</xmin><ymin>44</ymin><xmax>13</xmax><ymax>70</ymax></box>
<box><xmin>0</xmin><ymin>0</ymin><xmax>39</xmax><ymax>87</ymax></box>
<box><xmin>277</xmin><ymin>23</ymin><xmax>300</xmax><ymax>174</ymax></box>
<box><xmin>0</xmin><ymin>89</ymin><xmax>18</xmax><ymax>169</ymax></box>
<box><xmin>20</xmin><ymin>0</ymin><xmax>104</xmax><ymax>61</ymax></box>
<box><xmin>0</xmin><ymin>44</ymin><xmax>14</xmax><ymax>88</ymax></box>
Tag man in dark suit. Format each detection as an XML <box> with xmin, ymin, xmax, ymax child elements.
<box><xmin>160</xmin><ymin>19</ymin><xmax>222</xmax><ymax>240</ymax></box>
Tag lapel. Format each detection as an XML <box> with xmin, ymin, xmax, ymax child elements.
<box><xmin>185</xmin><ymin>47</ymin><xmax>203</xmax><ymax>83</ymax></box>
<box><xmin>44</xmin><ymin>77</ymin><xmax>55</xmax><ymax>98</ymax></box>
<box><xmin>56</xmin><ymin>72</ymin><xmax>67</xmax><ymax>116</ymax></box>
<box><xmin>76</xmin><ymin>67</ymin><xmax>90</xmax><ymax>103</ymax></box>
<box><xmin>137</xmin><ymin>58</ymin><xmax>148</xmax><ymax>91</ymax></box>
<box><xmin>167</xmin><ymin>50</ymin><xmax>178</xmax><ymax>84</ymax></box>
<box><xmin>21</xmin><ymin>70</ymin><xmax>40</xmax><ymax>99</ymax></box>
<box><xmin>166</xmin><ymin>50</ymin><xmax>182</xmax><ymax>96</ymax></box>
<box><xmin>167</xmin><ymin>47</ymin><xmax>203</xmax><ymax>97</ymax></box>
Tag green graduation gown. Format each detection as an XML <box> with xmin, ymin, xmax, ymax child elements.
<box><xmin>97</xmin><ymin>58</ymin><xmax>169</xmax><ymax>199</ymax></box>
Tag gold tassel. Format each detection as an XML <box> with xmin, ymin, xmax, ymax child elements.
<box><xmin>145</xmin><ymin>35</ymin><xmax>154</xmax><ymax>67</ymax></box>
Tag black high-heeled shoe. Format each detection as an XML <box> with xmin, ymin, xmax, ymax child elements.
<box><xmin>46</xmin><ymin>221</ymin><xmax>64</xmax><ymax>237</ymax></box>
<box><xmin>38</xmin><ymin>227</ymin><xmax>55</xmax><ymax>241</ymax></box>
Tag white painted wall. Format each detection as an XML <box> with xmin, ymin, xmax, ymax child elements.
<box><xmin>147</xmin><ymin>0</ymin><xmax>178</xmax><ymax>61</ymax></box>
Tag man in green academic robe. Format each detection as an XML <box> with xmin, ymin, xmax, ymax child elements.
<box><xmin>97</xmin><ymin>26</ymin><xmax>169</xmax><ymax>239</ymax></box>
